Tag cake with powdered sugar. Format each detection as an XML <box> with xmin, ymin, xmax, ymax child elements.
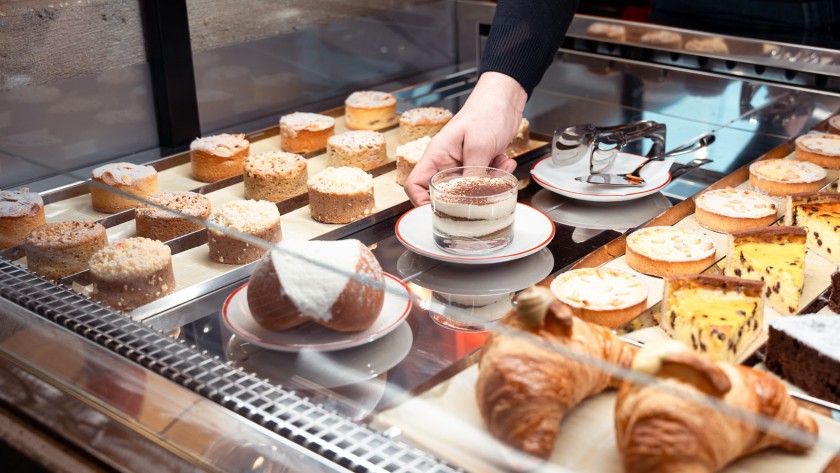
<box><xmin>89</xmin><ymin>162</ymin><xmax>159</xmax><ymax>213</ymax></box>
<box><xmin>279</xmin><ymin>112</ymin><xmax>335</xmax><ymax>153</ymax></box>
<box><xmin>326</xmin><ymin>130</ymin><xmax>388</xmax><ymax>171</ymax></box>
<box><xmin>795</xmin><ymin>133</ymin><xmax>840</xmax><ymax>169</ymax></box>
<box><xmin>207</xmin><ymin>199</ymin><xmax>282</xmax><ymax>265</ymax></box>
<box><xmin>307</xmin><ymin>166</ymin><xmax>375</xmax><ymax>224</ymax></box>
<box><xmin>398</xmin><ymin>107</ymin><xmax>452</xmax><ymax>144</ymax></box>
<box><xmin>135</xmin><ymin>191</ymin><xmax>211</xmax><ymax>242</ymax></box>
<box><xmin>344</xmin><ymin>90</ymin><xmax>397</xmax><ymax>131</ymax></box>
<box><xmin>0</xmin><ymin>188</ymin><xmax>45</xmax><ymax>249</ymax></box>
<box><xmin>247</xmin><ymin>239</ymin><xmax>385</xmax><ymax>332</ymax></box>
<box><xmin>395</xmin><ymin>136</ymin><xmax>430</xmax><ymax>186</ymax></box>
<box><xmin>190</xmin><ymin>133</ymin><xmax>250</xmax><ymax>182</ymax></box>
<box><xmin>765</xmin><ymin>314</ymin><xmax>840</xmax><ymax>404</ymax></box>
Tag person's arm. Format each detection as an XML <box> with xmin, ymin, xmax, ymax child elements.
<box><xmin>404</xmin><ymin>0</ymin><xmax>578</xmax><ymax>206</ymax></box>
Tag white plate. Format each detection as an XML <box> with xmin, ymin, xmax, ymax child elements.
<box><xmin>222</xmin><ymin>273</ymin><xmax>411</xmax><ymax>352</ymax></box>
<box><xmin>530</xmin><ymin>152</ymin><xmax>673</xmax><ymax>203</ymax></box>
<box><xmin>395</xmin><ymin>203</ymin><xmax>555</xmax><ymax>265</ymax></box>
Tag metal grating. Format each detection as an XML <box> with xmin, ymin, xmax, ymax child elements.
<box><xmin>0</xmin><ymin>259</ymin><xmax>460</xmax><ymax>473</ymax></box>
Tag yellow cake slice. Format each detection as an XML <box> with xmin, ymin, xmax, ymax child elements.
<box><xmin>784</xmin><ymin>192</ymin><xmax>840</xmax><ymax>264</ymax></box>
<box><xmin>661</xmin><ymin>275</ymin><xmax>764</xmax><ymax>362</ymax></box>
<box><xmin>724</xmin><ymin>226</ymin><xmax>807</xmax><ymax>315</ymax></box>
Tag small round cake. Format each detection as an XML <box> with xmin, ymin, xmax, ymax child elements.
<box><xmin>344</xmin><ymin>91</ymin><xmax>397</xmax><ymax>131</ymax></box>
<box><xmin>25</xmin><ymin>220</ymin><xmax>108</xmax><ymax>281</ymax></box>
<box><xmin>243</xmin><ymin>151</ymin><xmax>308</xmax><ymax>202</ymax></box>
<box><xmin>135</xmin><ymin>191</ymin><xmax>211</xmax><ymax>242</ymax></box>
<box><xmin>694</xmin><ymin>188</ymin><xmax>777</xmax><ymax>233</ymax></box>
<box><xmin>828</xmin><ymin>115</ymin><xmax>840</xmax><ymax>135</ymax></box>
<box><xmin>279</xmin><ymin>112</ymin><xmax>335</xmax><ymax>153</ymax></box>
<box><xmin>398</xmin><ymin>107</ymin><xmax>452</xmax><ymax>144</ymax></box>
<box><xmin>0</xmin><ymin>188</ymin><xmax>46</xmax><ymax>250</ymax></box>
<box><xmin>626</xmin><ymin>226</ymin><xmax>717</xmax><ymax>277</ymax></box>
<box><xmin>90</xmin><ymin>163</ymin><xmax>159</xmax><ymax>214</ymax></box>
<box><xmin>326</xmin><ymin>130</ymin><xmax>388</xmax><ymax>171</ymax></box>
<box><xmin>308</xmin><ymin>166</ymin><xmax>375</xmax><ymax>224</ymax></box>
<box><xmin>395</xmin><ymin>136</ymin><xmax>430</xmax><ymax>186</ymax></box>
<box><xmin>749</xmin><ymin>159</ymin><xmax>827</xmax><ymax>196</ymax></box>
<box><xmin>795</xmin><ymin>133</ymin><xmax>840</xmax><ymax>169</ymax></box>
<box><xmin>208</xmin><ymin>200</ymin><xmax>282</xmax><ymax>265</ymax></box>
<box><xmin>550</xmin><ymin>267</ymin><xmax>648</xmax><ymax>329</ymax></box>
<box><xmin>247</xmin><ymin>239</ymin><xmax>385</xmax><ymax>332</ymax></box>
<box><xmin>190</xmin><ymin>133</ymin><xmax>250</xmax><ymax>182</ymax></box>
<box><xmin>586</xmin><ymin>22</ymin><xmax>627</xmax><ymax>42</ymax></box>
<box><xmin>639</xmin><ymin>30</ymin><xmax>683</xmax><ymax>49</ymax></box>
<box><xmin>89</xmin><ymin>237</ymin><xmax>175</xmax><ymax>311</ymax></box>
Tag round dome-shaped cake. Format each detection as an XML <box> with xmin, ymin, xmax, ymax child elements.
<box><xmin>247</xmin><ymin>239</ymin><xmax>385</xmax><ymax>332</ymax></box>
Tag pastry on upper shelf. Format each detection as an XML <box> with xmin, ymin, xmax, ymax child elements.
<box><xmin>344</xmin><ymin>91</ymin><xmax>397</xmax><ymax>131</ymax></box>
<box><xmin>247</xmin><ymin>239</ymin><xmax>385</xmax><ymax>332</ymax></box>
<box><xmin>190</xmin><ymin>133</ymin><xmax>250</xmax><ymax>182</ymax></box>
<box><xmin>830</xmin><ymin>266</ymin><xmax>840</xmax><ymax>313</ymax></box>
<box><xmin>784</xmin><ymin>191</ymin><xmax>840</xmax><ymax>264</ymax></box>
<box><xmin>661</xmin><ymin>274</ymin><xmax>764</xmax><ymax>362</ymax></box>
<box><xmin>89</xmin><ymin>162</ymin><xmax>159</xmax><ymax>213</ymax></box>
<box><xmin>243</xmin><ymin>151</ymin><xmax>308</xmax><ymax>202</ymax></box>
<box><xmin>616</xmin><ymin>343</ymin><xmax>817</xmax><ymax>473</ymax></box>
<box><xmin>549</xmin><ymin>267</ymin><xmax>648</xmax><ymax>329</ymax></box>
<box><xmin>135</xmin><ymin>191</ymin><xmax>211</xmax><ymax>242</ymax></box>
<box><xmin>307</xmin><ymin>166</ymin><xmax>375</xmax><ymax>224</ymax></box>
<box><xmin>25</xmin><ymin>220</ymin><xmax>107</xmax><ymax>280</ymax></box>
<box><xmin>586</xmin><ymin>22</ymin><xmax>627</xmax><ymax>42</ymax></box>
<box><xmin>749</xmin><ymin>159</ymin><xmax>827</xmax><ymax>196</ymax></box>
<box><xmin>724</xmin><ymin>226</ymin><xmax>806</xmax><ymax>315</ymax></box>
<box><xmin>207</xmin><ymin>199</ymin><xmax>282</xmax><ymax>265</ymax></box>
<box><xmin>639</xmin><ymin>30</ymin><xmax>683</xmax><ymax>49</ymax></box>
<box><xmin>89</xmin><ymin>237</ymin><xmax>175</xmax><ymax>311</ymax></box>
<box><xmin>398</xmin><ymin>107</ymin><xmax>452</xmax><ymax>144</ymax></box>
<box><xmin>694</xmin><ymin>187</ymin><xmax>777</xmax><ymax>233</ymax></box>
<box><xmin>476</xmin><ymin>286</ymin><xmax>637</xmax><ymax>460</ymax></box>
<box><xmin>795</xmin><ymin>133</ymin><xmax>840</xmax><ymax>169</ymax></box>
<box><xmin>625</xmin><ymin>226</ymin><xmax>716</xmax><ymax>277</ymax></box>
<box><xmin>326</xmin><ymin>130</ymin><xmax>388</xmax><ymax>171</ymax></box>
<box><xmin>0</xmin><ymin>188</ymin><xmax>46</xmax><ymax>249</ymax></box>
<box><xmin>766</xmin><ymin>313</ymin><xmax>840</xmax><ymax>404</ymax></box>
<box><xmin>279</xmin><ymin>112</ymin><xmax>335</xmax><ymax>154</ymax></box>
<box><xmin>395</xmin><ymin>136</ymin><xmax>430</xmax><ymax>186</ymax></box>
<box><xmin>828</xmin><ymin>115</ymin><xmax>840</xmax><ymax>135</ymax></box>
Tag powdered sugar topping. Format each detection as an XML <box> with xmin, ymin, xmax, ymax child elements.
<box><xmin>399</xmin><ymin>107</ymin><xmax>452</xmax><ymax>126</ymax></box>
<box><xmin>190</xmin><ymin>133</ymin><xmax>249</xmax><ymax>157</ymax></box>
<box><xmin>797</xmin><ymin>133</ymin><xmax>840</xmax><ymax>156</ymax></box>
<box><xmin>279</xmin><ymin>112</ymin><xmax>335</xmax><ymax>134</ymax></box>
<box><xmin>91</xmin><ymin>162</ymin><xmax>157</xmax><ymax>186</ymax></box>
<box><xmin>770</xmin><ymin>314</ymin><xmax>840</xmax><ymax>361</ymax></box>
<box><xmin>396</xmin><ymin>136</ymin><xmax>431</xmax><ymax>165</ymax></box>
<box><xmin>210</xmin><ymin>199</ymin><xmax>280</xmax><ymax>233</ymax></box>
<box><xmin>696</xmin><ymin>188</ymin><xmax>776</xmax><ymax>218</ymax></box>
<box><xmin>0</xmin><ymin>188</ymin><xmax>43</xmax><ymax>218</ymax></box>
<box><xmin>750</xmin><ymin>159</ymin><xmax>826</xmax><ymax>183</ymax></box>
<box><xmin>345</xmin><ymin>91</ymin><xmax>396</xmax><ymax>108</ymax></box>
<box><xmin>308</xmin><ymin>167</ymin><xmax>373</xmax><ymax>194</ymax></box>
<box><xmin>328</xmin><ymin>130</ymin><xmax>385</xmax><ymax>152</ymax></box>
<box><xmin>244</xmin><ymin>151</ymin><xmax>307</xmax><ymax>175</ymax></box>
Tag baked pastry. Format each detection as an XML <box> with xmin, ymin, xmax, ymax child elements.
<box><xmin>661</xmin><ymin>274</ymin><xmax>764</xmax><ymax>362</ymax></box>
<box><xmin>749</xmin><ymin>159</ymin><xmax>827</xmax><ymax>196</ymax></box>
<box><xmin>724</xmin><ymin>226</ymin><xmax>806</xmax><ymax>315</ymax></box>
<box><xmin>508</xmin><ymin>118</ymin><xmax>530</xmax><ymax>147</ymax></box>
<box><xmin>0</xmin><ymin>188</ymin><xmax>46</xmax><ymax>249</ymax></box>
<box><xmin>625</xmin><ymin>226</ymin><xmax>716</xmax><ymax>277</ymax></box>
<box><xmin>344</xmin><ymin>91</ymin><xmax>397</xmax><ymax>131</ymax></box>
<box><xmin>279</xmin><ymin>112</ymin><xmax>335</xmax><ymax>153</ymax></box>
<box><xmin>207</xmin><ymin>200</ymin><xmax>282</xmax><ymax>265</ymax></box>
<box><xmin>795</xmin><ymin>133</ymin><xmax>840</xmax><ymax>169</ymax></box>
<box><xmin>89</xmin><ymin>237</ymin><xmax>175</xmax><ymax>311</ymax></box>
<box><xmin>639</xmin><ymin>30</ymin><xmax>683</xmax><ymax>49</ymax></box>
<box><xmin>326</xmin><ymin>130</ymin><xmax>388</xmax><ymax>171</ymax></box>
<box><xmin>830</xmin><ymin>266</ymin><xmax>840</xmax><ymax>313</ymax></box>
<box><xmin>398</xmin><ymin>107</ymin><xmax>452</xmax><ymax>144</ymax></box>
<box><xmin>307</xmin><ymin>167</ymin><xmax>375</xmax><ymax>224</ymax></box>
<box><xmin>25</xmin><ymin>221</ymin><xmax>107</xmax><ymax>280</ymax></box>
<box><xmin>395</xmin><ymin>136</ymin><xmax>430</xmax><ymax>186</ymax></box>
<box><xmin>586</xmin><ymin>22</ymin><xmax>627</xmax><ymax>42</ymax></box>
<box><xmin>134</xmin><ymin>191</ymin><xmax>211</xmax><ymax>242</ymax></box>
<box><xmin>476</xmin><ymin>286</ymin><xmax>637</xmax><ymax>459</ymax></box>
<box><xmin>549</xmin><ymin>267</ymin><xmax>648</xmax><ymax>328</ymax></box>
<box><xmin>243</xmin><ymin>151</ymin><xmax>308</xmax><ymax>202</ymax></box>
<box><xmin>784</xmin><ymin>192</ymin><xmax>840</xmax><ymax>264</ymax></box>
<box><xmin>190</xmin><ymin>133</ymin><xmax>250</xmax><ymax>182</ymax></box>
<box><xmin>828</xmin><ymin>115</ymin><xmax>840</xmax><ymax>135</ymax></box>
<box><xmin>616</xmin><ymin>343</ymin><xmax>818</xmax><ymax>473</ymax></box>
<box><xmin>766</xmin><ymin>314</ymin><xmax>840</xmax><ymax>404</ymax></box>
<box><xmin>247</xmin><ymin>239</ymin><xmax>385</xmax><ymax>332</ymax></box>
<box><xmin>694</xmin><ymin>187</ymin><xmax>777</xmax><ymax>233</ymax></box>
<box><xmin>90</xmin><ymin>162</ymin><xmax>159</xmax><ymax>213</ymax></box>
<box><xmin>685</xmin><ymin>36</ymin><xmax>730</xmax><ymax>54</ymax></box>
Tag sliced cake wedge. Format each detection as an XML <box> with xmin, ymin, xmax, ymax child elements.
<box><xmin>785</xmin><ymin>192</ymin><xmax>840</xmax><ymax>264</ymax></box>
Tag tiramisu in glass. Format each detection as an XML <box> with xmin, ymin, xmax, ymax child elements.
<box><xmin>430</xmin><ymin>166</ymin><xmax>518</xmax><ymax>254</ymax></box>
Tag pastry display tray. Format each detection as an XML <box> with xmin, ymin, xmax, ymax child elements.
<box><xmin>0</xmin><ymin>107</ymin><xmax>549</xmax><ymax>323</ymax></box>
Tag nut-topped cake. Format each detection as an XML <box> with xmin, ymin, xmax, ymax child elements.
<box><xmin>0</xmin><ymin>188</ymin><xmax>46</xmax><ymax>249</ymax></box>
<box><xmin>135</xmin><ymin>191</ymin><xmax>211</xmax><ymax>242</ymax></box>
<box><xmin>190</xmin><ymin>133</ymin><xmax>250</xmax><ymax>182</ymax></box>
<box><xmin>795</xmin><ymin>133</ymin><xmax>840</xmax><ymax>169</ymax></box>
<box><xmin>279</xmin><ymin>112</ymin><xmax>335</xmax><ymax>153</ymax></box>
<box><xmin>243</xmin><ymin>151</ymin><xmax>308</xmax><ymax>202</ymax></box>
<box><xmin>625</xmin><ymin>226</ymin><xmax>716</xmax><ymax>277</ymax></box>
<box><xmin>25</xmin><ymin>220</ymin><xmax>107</xmax><ymax>280</ymax></box>
<box><xmin>344</xmin><ymin>91</ymin><xmax>397</xmax><ymax>131</ymax></box>
<box><xmin>749</xmin><ymin>159</ymin><xmax>827</xmax><ymax>196</ymax></box>
<box><xmin>694</xmin><ymin>187</ymin><xmax>777</xmax><ymax>233</ymax></box>
<box><xmin>89</xmin><ymin>237</ymin><xmax>175</xmax><ymax>311</ymax></box>
<box><xmin>326</xmin><ymin>130</ymin><xmax>388</xmax><ymax>172</ymax></box>
<box><xmin>90</xmin><ymin>162</ymin><xmax>159</xmax><ymax>213</ymax></box>
<box><xmin>307</xmin><ymin>166</ymin><xmax>375</xmax><ymax>224</ymax></box>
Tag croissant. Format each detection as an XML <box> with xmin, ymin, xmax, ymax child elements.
<box><xmin>615</xmin><ymin>344</ymin><xmax>818</xmax><ymax>473</ymax></box>
<box><xmin>476</xmin><ymin>286</ymin><xmax>637</xmax><ymax>459</ymax></box>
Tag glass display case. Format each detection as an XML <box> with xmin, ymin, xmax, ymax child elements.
<box><xmin>2</xmin><ymin>1</ymin><xmax>840</xmax><ymax>471</ymax></box>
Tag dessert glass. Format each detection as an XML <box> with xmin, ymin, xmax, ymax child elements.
<box><xmin>429</xmin><ymin>166</ymin><xmax>518</xmax><ymax>254</ymax></box>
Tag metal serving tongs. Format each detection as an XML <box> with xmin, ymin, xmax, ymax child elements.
<box><xmin>552</xmin><ymin>120</ymin><xmax>667</xmax><ymax>174</ymax></box>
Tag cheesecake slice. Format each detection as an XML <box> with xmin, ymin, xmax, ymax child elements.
<box><xmin>784</xmin><ymin>192</ymin><xmax>840</xmax><ymax>264</ymax></box>
<box><xmin>724</xmin><ymin>226</ymin><xmax>806</xmax><ymax>315</ymax></box>
<box><xmin>661</xmin><ymin>275</ymin><xmax>764</xmax><ymax>362</ymax></box>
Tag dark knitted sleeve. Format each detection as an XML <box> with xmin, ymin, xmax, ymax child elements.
<box><xmin>479</xmin><ymin>0</ymin><xmax>579</xmax><ymax>97</ymax></box>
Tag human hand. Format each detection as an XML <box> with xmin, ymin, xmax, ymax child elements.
<box><xmin>404</xmin><ymin>72</ymin><xmax>528</xmax><ymax>206</ymax></box>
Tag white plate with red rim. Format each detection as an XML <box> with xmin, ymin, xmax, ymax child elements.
<box><xmin>395</xmin><ymin>203</ymin><xmax>555</xmax><ymax>265</ymax></box>
<box><xmin>222</xmin><ymin>273</ymin><xmax>411</xmax><ymax>352</ymax></box>
<box><xmin>530</xmin><ymin>153</ymin><xmax>674</xmax><ymax>203</ymax></box>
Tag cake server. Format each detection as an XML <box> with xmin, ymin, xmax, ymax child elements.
<box><xmin>574</xmin><ymin>133</ymin><xmax>715</xmax><ymax>186</ymax></box>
